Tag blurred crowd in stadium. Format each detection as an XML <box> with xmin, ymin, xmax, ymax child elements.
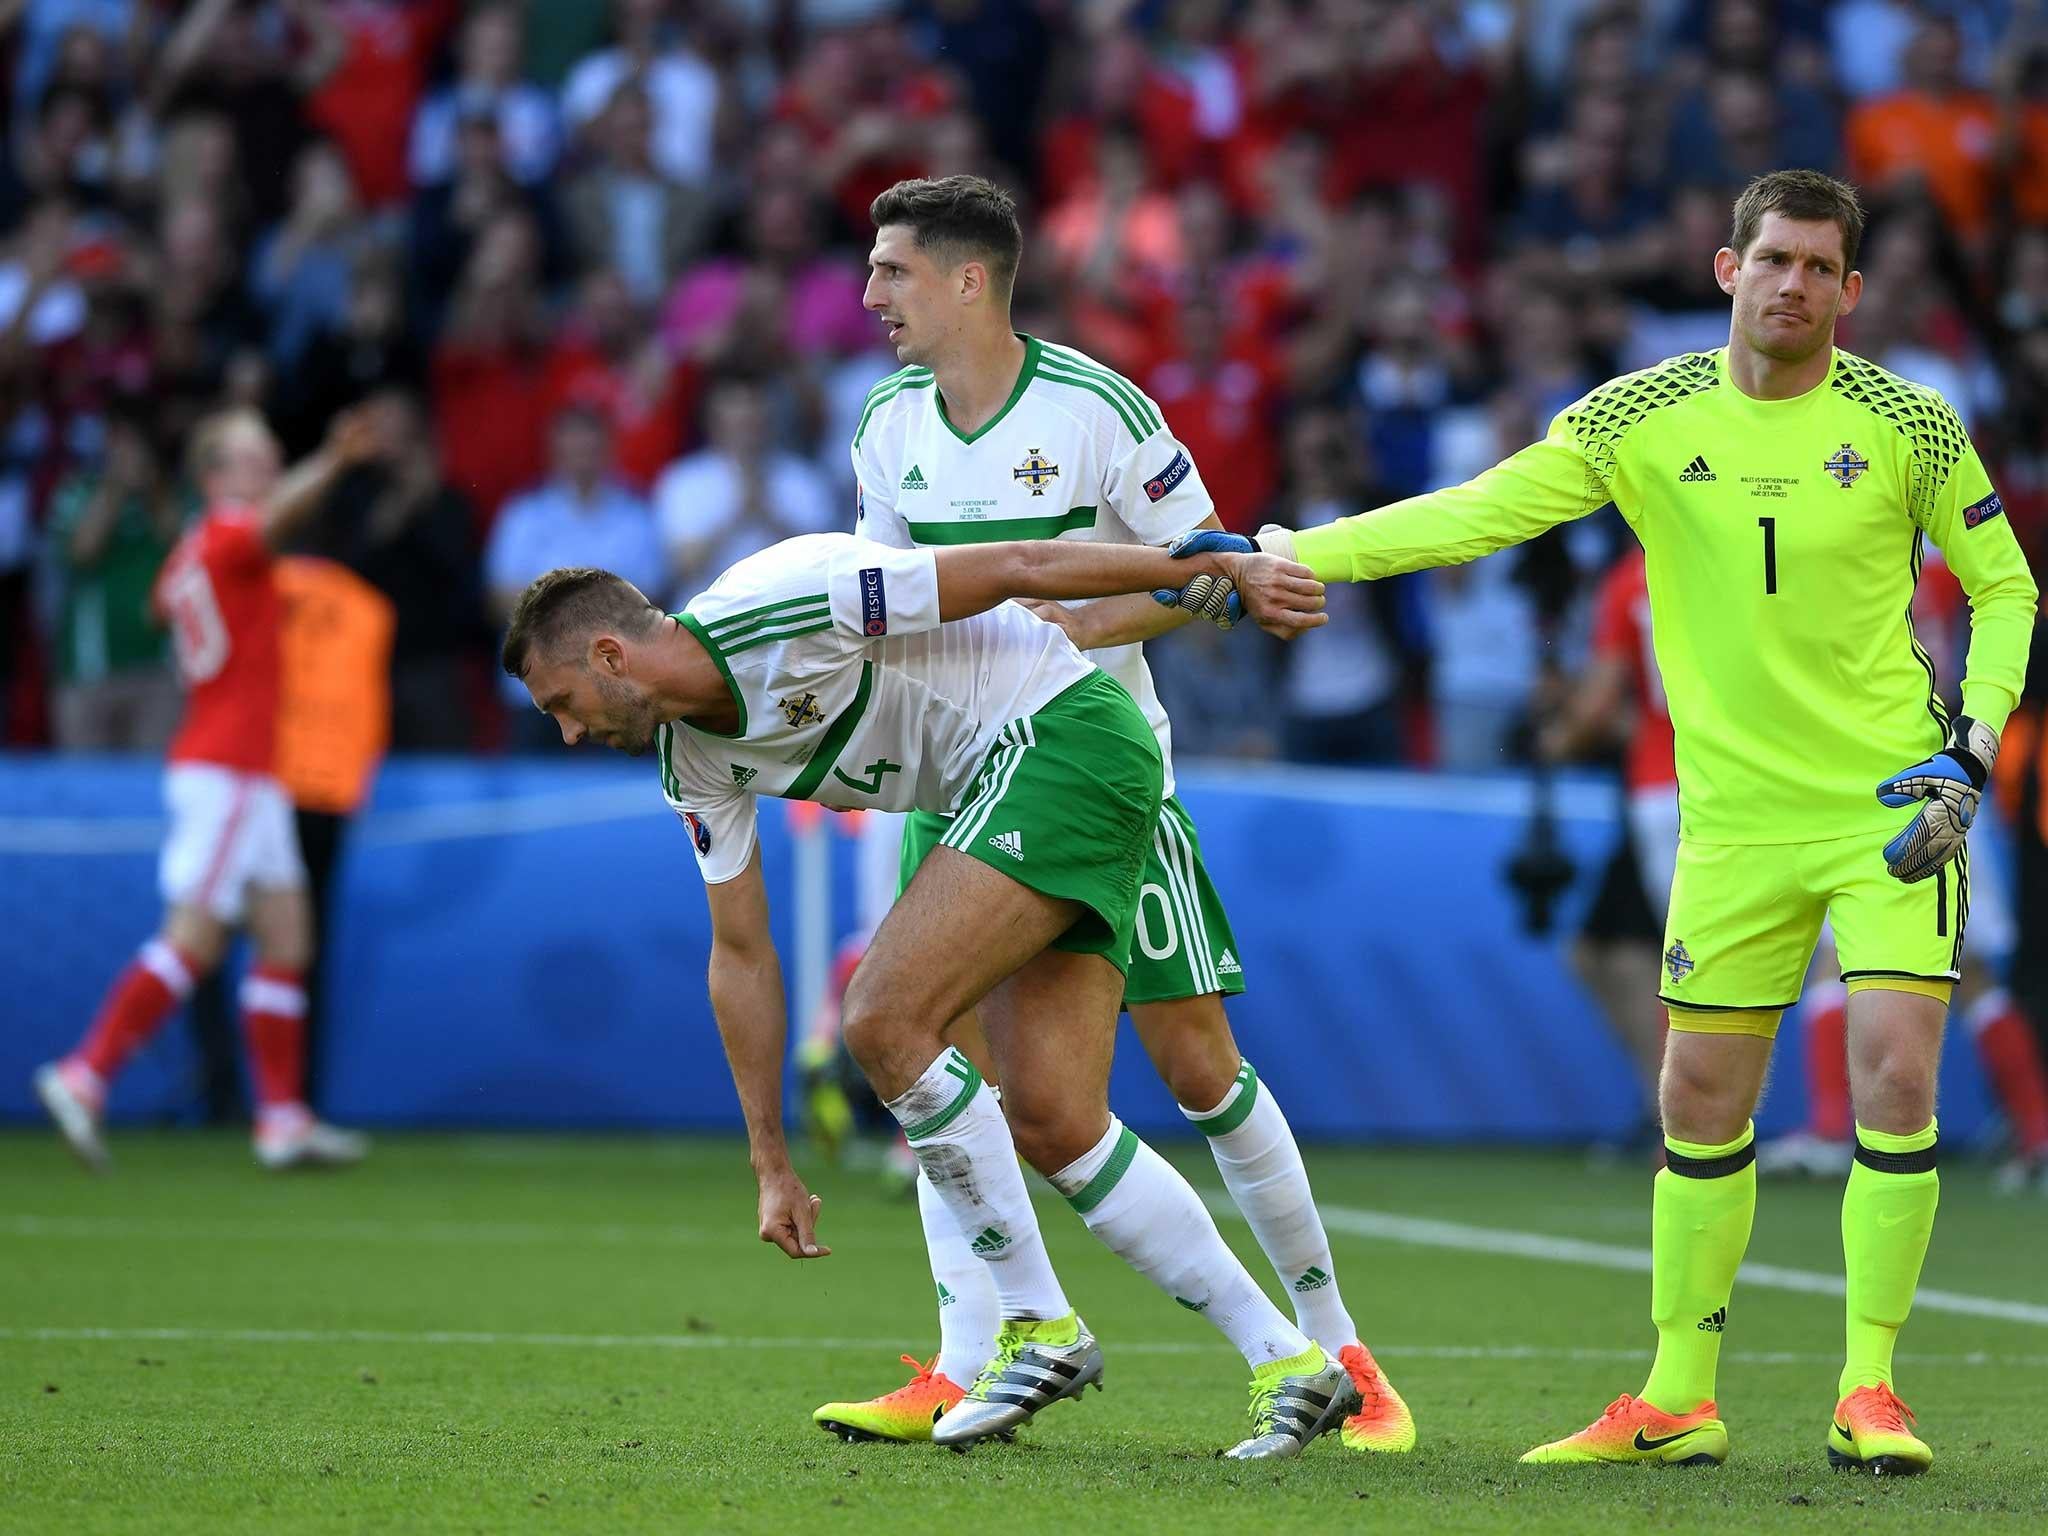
<box><xmin>0</xmin><ymin>0</ymin><xmax>2044</xmax><ymax>767</ymax></box>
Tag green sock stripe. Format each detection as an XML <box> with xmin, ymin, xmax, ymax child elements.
<box><xmin>1664</xmin><ymin>1122</ymin><xmax>1756</xmax><ymax>1179</ymax></box>
<box><xmin>901</xmin><ymin>1051</ymin><xmax>982</xmax><ymax>1143</ymax></box>
<box><xmin>1189</xmin><ymin>1061</ymin><xmax>1259</xmax><ymax>1138</ymax></box>
<box><xmin>1066</xmin><ymin>1126</ymin><xmax>1140</xmax><ymax>1213</ymax></box>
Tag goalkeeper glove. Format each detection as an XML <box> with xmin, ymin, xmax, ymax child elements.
<box><xmin>1875</xmin><ymin>714</ymin><xmax>1999</xmax><ymax>883</ymax></box>
<box><xmin>1152</xmin><ymin>529</ymin><xmax>1253</xmax><ymax>627</ymax></box>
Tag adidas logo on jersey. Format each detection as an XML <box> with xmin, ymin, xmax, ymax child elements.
<box><xmin>730</xmin><ymin>765</ymin><xmax>757</xmax><ymax>787</ymax></box>
<box><xmin>1678</xmin><ymin>455</ymin><xmax>1717</xmax><ymax>482</ymax></box>
<box><xmin>988</xmin><ymin>830</ymin><xmax>1024</xmax><ymax>860</ymax></box>
<box><xmin>1217</xmin><ymin>949</ymin><xmax>1242</xmax><ymax>976</ymax></box>
<box><xmin>900</xmin><ymin>465</ymin><xmax>929</xmax><ymax>490</ymax></box>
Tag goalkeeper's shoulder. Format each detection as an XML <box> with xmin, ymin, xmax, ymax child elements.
<box><xmin>1550</xmin><ymin>350</ymin><xmax>1725</xmax><ymax>452</ymax></box>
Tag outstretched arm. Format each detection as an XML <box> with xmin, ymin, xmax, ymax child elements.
<box><xmin>1285</xmin><ymin>423</ymin><xmax>1607</xmax><ymax>583</ymax></box>
<box><xmin>932</xmin><ymin>538</ymin><xmax>1325</xmax><ymax>633</ymax></box>
<box><xmin>261</xmin><ymin>408</ymin><xmax>381</xmax><ymax>550</ymax></box>
<box><xmin>704</xmin><ymin>844</ymin><xmax>830</xmax><ymax>1259</ymax></box>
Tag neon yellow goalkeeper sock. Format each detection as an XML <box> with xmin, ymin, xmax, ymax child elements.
<box><xmin>1640</xmin><ymin>1121</ymin><xmax>1756</xmax><ymax>1413</ymax></box>
<box><xmin>1841</xmin><ymin>1119</ymin><xmax>1939</xmax><ymax>1398</ymax></box>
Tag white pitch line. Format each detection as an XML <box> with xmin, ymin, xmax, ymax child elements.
<box><xmin>4</xmin><ymin>1326</ymin><xmax>2044</xmax><ymax>1369</ymax></box>
<box><xmin>1205</xmin><ymin>1195</ymin><xmax>2048</xmax><ymax>1329</ymax></box>
<box><xmin>0</xmin><ymin>1214</ymin><xmax>722</xmax><ymax>1247</ymax></box>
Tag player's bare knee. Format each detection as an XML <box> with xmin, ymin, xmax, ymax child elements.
<box><xmin>1131</xmin><ymin>998</ymin><xmax>1240</xmax><ymax>1112</ymax></box>
<box><xmin>1658</xmin><ymin>1062</ymin><xmax>1749</xmax><ymax>1144</ymax></box>
<box><xmin>839</xmin><ymin>974</ymin><xmax>943</xmax><ymax>1082</ymax></box>
<box><xmin>164</xmin><ymin>906</ymin><xmax>229</xmax><ymax>975</ymax></box>
<box><xmin>1852</xmin><ymin>1052</ymin><xmax>1937</xmax><ymax>1133</ymax></box>
<box><xmin>1000</xmin><ymin>1088</ymin><xmax>1103</xmax><ymax>1175</ymax></box>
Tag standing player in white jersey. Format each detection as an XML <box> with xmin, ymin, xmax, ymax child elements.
<box><xmin>502</xmin><ymin>533</ymin><xmax>1358</xmax><ymax>1457</ymax></box>
<box><xmin>812</xmin><ymin>174</ymin><xmax>1413</xmax><ymax>1455</ymax></box>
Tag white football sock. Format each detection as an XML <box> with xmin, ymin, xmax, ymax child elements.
<box><xmin>1049</xmin><ymin>1116</ymin><xmax>1313</xmax><ymax>1367</ymax></box>
<box><xmin>1185</xmin><ymin>1060</ymin><xmax>1359</xmax><ymax>1353</ymax></box>
<box><xmin>885</xmin><ymin>1047</ymin><xmax>1069</xmax><ymax>1321</ymax></box>
<box><xmin>917</xmin><ymin>1167</ymin><xmax>1001</xmax><ymax>1384</ymax></box>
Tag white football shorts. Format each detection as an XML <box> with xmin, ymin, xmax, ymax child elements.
<box><xmin>1627</xmin><ymin>782</ymin><xmax>1681</xmax><ymax>925</ymax></box>
<box><xmin>159</xmin><ymin>763</ymin><xmax>306</xmax><ymax>921</ymax></box>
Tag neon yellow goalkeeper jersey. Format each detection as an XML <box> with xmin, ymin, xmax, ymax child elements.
<box><xmin>1294</xmin><ymin>348</ymin><xmax>2038</xmax><ymax>845</ymax></box>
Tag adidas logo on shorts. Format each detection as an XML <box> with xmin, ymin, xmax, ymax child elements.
<box><xmin>988</xmin><ymin>830</ymin><xmax>1023</xmax><ymax>860</ymax></box>
<box><xmin>1217</xmin><ymin>949</ymin><xmax>1242</xmax><ymax>976</ymax></box>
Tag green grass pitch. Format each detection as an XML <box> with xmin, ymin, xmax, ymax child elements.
<box><xmin>5</xmin><ymin>1131</ymin><xmax>2047</xmax><ymax>1534</ymax></box>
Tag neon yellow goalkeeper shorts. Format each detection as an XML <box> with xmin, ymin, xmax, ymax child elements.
<box><xmin>1658</xmin><ymin>833</ymin><xmax>1965</xmax><ymax>1032</ymax></box>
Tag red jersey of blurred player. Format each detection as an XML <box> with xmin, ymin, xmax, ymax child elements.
<box><xmin>156</xmin><ymin>504</ymin><xmax>283</xmax><ymax>775</ymax></box>
<box><xmin>1590</xmin><ymin>549</ymin><xmax>1676</xmax><ymax>794</ymax></box>
<box><xmin>35</xmin><ymin>408</ymin><xmax>374</xmax><ymax>1173</ymax></box>
<box><xmin>1589</xmin><ymin>549</ymin><xmax>1681</xmax><ymax>910</ymax></box>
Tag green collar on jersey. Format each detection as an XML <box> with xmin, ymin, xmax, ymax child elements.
<box><xmin>673</xmin><ymin>612</ymin><xmax>747</xmax><ymax>738</ymax></box>
<box><xmin>935</xmin><ymin>334</ymin><xmax>1042</xmax><ymax>445</ymax></box>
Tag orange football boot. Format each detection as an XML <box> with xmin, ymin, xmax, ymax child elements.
<box><xmin>1521</xmin><ymin>1393</ymin><xmax>1728</xmax><ymax>1466</ymax></box>
<box><xmin>813</xmin><ymin>1355</ymin><xmax>965</xmax><ymax>1443</ymax></box>
<box><xmin>1336</xmin><ymin>1343</ymin><xmax>1417</xmax><ymax>1452</ymax></box>
<box><xmin>1828</xmin><ymin>1383</ymin><xmax>1932</xmax><ymax>1475</ymax></box>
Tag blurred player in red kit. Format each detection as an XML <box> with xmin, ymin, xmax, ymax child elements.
<box><xmin>35</xmin><ymin>408</ymin><xmax>379</xmax><ymax>1171</ymax></box>
<box><xmin>1540</xmin><ymin>548</ymin><xmax>1676</xmax><ymax>1142</ymax></box>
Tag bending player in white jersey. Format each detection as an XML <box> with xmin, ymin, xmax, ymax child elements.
<box><xmin>815</xmin><ymin>174</ymin><xmax>1414</xmax><ymax>1454</ymax></box>
<box><xmin>503</xmin><ymin>532</ymin><xmax>1360</xmax><ymax>1457</ymax></box>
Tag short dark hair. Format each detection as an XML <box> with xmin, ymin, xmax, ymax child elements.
<box><xmin>1730</xmin><ymin>169</ymin><xmax>1865</xmax><ymax>271</ymax></box>
<box><xmin>870</xmin><ymin>175</ymin><xmax>1023</xmax><ymax>296</ymax></box>
<box><xmin>501</xmin><ymin>567</ymin><xmax>659</xmax><ymax>679</ymax></box>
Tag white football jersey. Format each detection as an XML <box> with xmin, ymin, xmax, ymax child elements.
<box><xmin>851</xmin><ymin>334</ymin><xmax>1215</xmax><ymax>796</ymax></box>
<box><xmin>658</xmin><ymin>532</ymin><xmax>1094</xmax><ymax>884</ymax></box>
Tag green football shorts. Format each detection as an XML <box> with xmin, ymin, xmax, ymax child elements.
<box><xmin>899</xmin><ymin>670</ymin><xmax>1162</xmax><ymax>972</ymax></box>
<box><xmin>899</xmin><ymin>685</ymin><xmax>1242</xmax><ymax>996</ymax></box>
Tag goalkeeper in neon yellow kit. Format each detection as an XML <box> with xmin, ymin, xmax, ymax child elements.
<box><xmin>1171</xmin><ymin>170</ymin><xmax>2038</xmax><ymax>1474</ymax></box>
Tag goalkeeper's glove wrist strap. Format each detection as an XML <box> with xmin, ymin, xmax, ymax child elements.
<box><xmin>1947</xmin><ymin>714</ymin><xmax>1997</xmax><ymax>790</ymax></box>
<box><xmin>1253</xmin><ymin>524</ymin><xmax>1297</xmax><ymax>563</ymax></box>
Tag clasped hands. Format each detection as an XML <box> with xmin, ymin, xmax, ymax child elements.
<box><xmin>1150</xmin><ymin>527</ymin><xmax>1325</xmax><ymax>639</ymax></box>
